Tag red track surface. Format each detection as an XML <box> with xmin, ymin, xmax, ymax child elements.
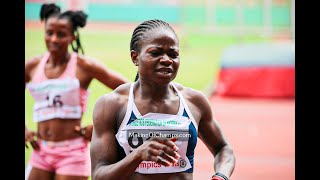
<box><xmin>193</xmin><ymin>95</ymin><xmax>295</xmax><ymax>180</ymax></box>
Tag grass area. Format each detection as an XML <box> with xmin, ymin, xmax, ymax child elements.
<box><xmin>25</xmin><ymin>27</ymin><xmax>270</xmax><ymax>175</ymax></box>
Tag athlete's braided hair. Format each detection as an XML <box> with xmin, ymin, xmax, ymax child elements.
<box><xmin>40</xmin><ymin>3</ymin><xmax>88</xmax><ymax>54</ymax></box>
<box><xmin>130</xmin><ymin>19</ymin><xmax>177</xmax><ymax>81</ymax></box>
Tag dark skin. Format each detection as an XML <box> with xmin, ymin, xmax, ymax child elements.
<box><xmin>25</xmin><ymin>16</ymin><xmax>129</xmax><ymax>180</ymax></box>
<box><xmin>90</xmin><ymin>28</ymin><xmax>235</xmax><ymax>180</ymax></box>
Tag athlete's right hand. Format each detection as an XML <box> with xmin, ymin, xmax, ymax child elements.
<box><xmin>25</xmin><ymin>129</ymin><xmax>39</xmax><ymax>150</ymax></box>
<box><xmin>74</xmin><ymin>125</ymin><xmax>93</xmax><ymax>141</ymax></box>
<box><xmin>137</xmin><ymin>137</ymin><xmax>181</xmax><ymax>166</ymax></box>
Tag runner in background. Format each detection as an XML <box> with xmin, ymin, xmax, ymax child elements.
<box><xmin>25</xmin><ymin>3</ymin><xmax>129</xmax><ymax>180</ymax></box>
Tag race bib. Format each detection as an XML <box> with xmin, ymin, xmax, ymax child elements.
<box><xmin>116</xmin><ymin>113</ymin><xmax>192</xmax><ymax>174</ymax></box>
<box><xmin>26</xmin><ymin>78</ymin><xmax>82</xmax><ymax>122</ymax></box>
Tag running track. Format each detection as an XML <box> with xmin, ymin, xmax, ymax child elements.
<box><xmin>193</xmin><ymin>95</ymin><xmax>295</xmax><ymax>180</ymax></box>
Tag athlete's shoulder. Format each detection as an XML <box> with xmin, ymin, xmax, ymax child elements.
<box><xmin>113</xmin><ymin>82</ymin><xmax>132</xmax><ymax>96</ymax></box>
<box><xmin>172</xmin><ymin>82</ymin><xmax>205</xmax><ymax>100</ymax></box>
<box><xmin>77</xmin><ymin>54</ymin><xmax>111</xmax><ymax>74</ymax></box>
<box><xmin>93</xmin><ymin>83</ymin><xmax>132</xmax><ymax>124</ymax></box>
<box><xmin>25</xmin><ymin>54</ymin><xmax>46</xmax><ymax>78</ymax></box>
<box><xmin>77</xmin><ymin>53</ymin><xmax>94</xmax><ymax>62</ymax></box>
<box><xmin>25</xmin><ymin>54</ymin><xmax>43</xmax><ymax>67</ymax></box>
<box><xmin>96</xmin><ymin>83</ymin><xmax>131</xmax><ymax>107</ymax></box>
<box><xmin>77</xmin><ymin>54</ymin><xmax>97</xmax><ymax>67</ymax></box>
<box><xmin>173</xmin><ymin>82</ymin><xmax>211</xmax><ymax>118</ymax></box>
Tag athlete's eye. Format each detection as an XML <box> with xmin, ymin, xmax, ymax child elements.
<box><xmin>46</xmin><ymin>31</ymin><xmax>53</xmax><ymax>36</ymax></box>
<box><xmin>168</xmin><ymin>52</ymin><xmax>179</xmax><ymax>59</ymax></box>
<box><xmin>57</xmin><ymin>32</ymin><xmax>67</xmax><ymax>38</ymax></box>
<box><xmin>150</xmin><ymin>51</ymin><xmax>161</xmax><ymax>57</ymax></box>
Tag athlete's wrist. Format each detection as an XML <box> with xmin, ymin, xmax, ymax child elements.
<box><xmin>211</xmin><ymin>176</ymin><xmax>224</xmax><ymax>180</ymax></box>
<box><xmin>212</xmin><ymin>172</ymin><xmax>229</xmax><ymax>180</ymax></box>
<box><xmin>133</xmin><ymin>147</ymin><xmax>145</xmax><ymax>163</ymax></box>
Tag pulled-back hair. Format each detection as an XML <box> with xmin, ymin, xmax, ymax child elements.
<box><xmin>130</xmin><ymin>19</ymin><xmax>177</xmax><ymax>52</ymax></box>
<box><xmin>40</xmin><ymin>3</ymin><xmax>88</xmax><ymax>54</ymax></box>
<box><xmin>130</xmin><ymin>19</ymin><xmax>177</xmax><ymax>81</ymax></box>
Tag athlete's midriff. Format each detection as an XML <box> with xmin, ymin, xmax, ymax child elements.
<box><xmin>131</xmin><ymin>172</ymin><xmax>193</xmax><ymax>180</ymax></box>
<box><xmin>37</xmin><ymin>118</ymin><xmax>82</xmax><ymax>141</ymax></box>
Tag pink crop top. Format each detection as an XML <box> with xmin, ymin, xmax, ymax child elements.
<box><xmin>26</xmin><ymin>52</ymin><xmax>89</xmax><ymax>122</ymax></box>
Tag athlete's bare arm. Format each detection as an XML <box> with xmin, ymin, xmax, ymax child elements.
<box><xmin>25</xmin><ymin>56</ymin><xmax>42</xmax><ymax>85</ymax></box>
<box><xmin>25</xmin><ymin>56</ymin><xmax>42</xmax><ymax>150</ymax></box>
<box><xmin>77</xmin><ymin>55</ymin><xmax>129</xmax><ymax>90</ymax></box>
<box><xmin>195</xmin><ymin>90</ymin><xmax>236</xmax><ymax>178</ymax></box>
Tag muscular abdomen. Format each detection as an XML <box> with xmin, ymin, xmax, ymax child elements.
<box><xmin>37</xmin><ymin>118</ymin><xmax>82</xmax><ymax>141</ymax></box>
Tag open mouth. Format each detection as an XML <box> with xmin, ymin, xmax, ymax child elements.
<box><xmin>48</xmin><ymin>43</ymin><xmax>60</xmax><ymax>50</ymax></box>
<box><xmin>157</xmin><ymin>68</ymin><xmax>173</xmax><ymax>74</ymax></box>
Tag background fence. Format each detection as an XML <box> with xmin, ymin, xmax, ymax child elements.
<box><xmin>25</xmin><ymin>0</ymin><xmax>294</xmax><ymax>39</ymax></box>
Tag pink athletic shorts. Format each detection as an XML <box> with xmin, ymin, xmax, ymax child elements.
<box><xmin>29</xmin><ymin>137</ymin><xmax>91</xmax><ymax>177</ymax></box>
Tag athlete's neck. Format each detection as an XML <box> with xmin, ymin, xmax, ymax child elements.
<box><xmin>135</xmin><ymin>81</ymin><xmax>175</xmax><ymax>100</ymax></box>
<box><xmin>48</xmin><ymin>52</ymin><xmax>71</xmax><ymax>66</ymax></box>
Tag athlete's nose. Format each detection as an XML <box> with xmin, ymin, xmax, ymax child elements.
<box><xmin>160</xmin><ymin>54</ymin><xmax>173</xmax><ymax>65</ymax></box>
<box><xmin>50</xmin><ymin>34</ymin><xmax>59</xmax><ymax>42</ymax></box>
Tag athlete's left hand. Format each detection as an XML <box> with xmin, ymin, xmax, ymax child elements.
<box><xmin>25</xmin><ymin>128</ymin><xmax>39</xmax><ymax>150</ymax></box>
<box><xmin>74</xmin><ymin>125</ymin><xmax>93</xmax><ymax>141</ymax></box>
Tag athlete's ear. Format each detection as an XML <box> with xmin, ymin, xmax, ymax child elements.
<box><xmin>69</xmin><ymin>34</ymin><xmax>76</xmax><ymax>44</ymax></box>
<box><xmin>131</xmin><ymin>50</ymin><xmax>139</xmax><ymax>66</ymax></box>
